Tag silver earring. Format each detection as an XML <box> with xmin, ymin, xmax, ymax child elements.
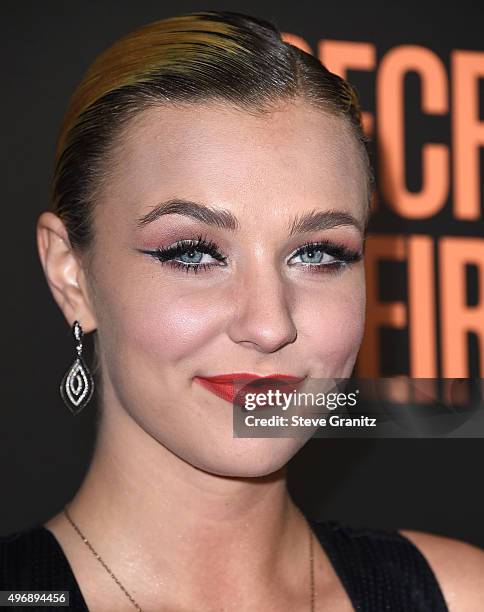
<box><xmin>60</xmin><ymin>320</ymin><xmax>94</xmax><ymax>415</ymax></box>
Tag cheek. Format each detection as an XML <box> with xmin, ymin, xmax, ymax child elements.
<box><xmin>298</xmin><ymin>272</ymin><xmax>365</xmax><ymax>371</ymax></box>
<box><xmin>98</xmin><ymin>276</ymin><xmax>229</xmax><ymax>367</ymax></box>
<box><xmin>132</xmin><ymin>298</ymin><xmax>223</xmax><ymax>364</ymax></box>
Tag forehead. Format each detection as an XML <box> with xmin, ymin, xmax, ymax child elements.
<box><xmin>100</xmin><ymin>99</ymin><xmax>367</xmax><ymax>226</ymax></box>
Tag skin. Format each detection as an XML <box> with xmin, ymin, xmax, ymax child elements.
<box><xmin>36</xmin><ymin>99</ymin><xmax>484</xmax><ymax>611</ymax></box>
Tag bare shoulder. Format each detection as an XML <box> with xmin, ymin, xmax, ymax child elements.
<box><xmin>399</xmin><ymin>528</ymin><xmax>484</xmax><ymax>611</ymax></box>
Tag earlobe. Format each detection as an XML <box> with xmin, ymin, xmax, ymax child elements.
<box><xmin>36</xmin><ymin>211</ymin><xmax>97</xmax><ymax>332</ymax></box>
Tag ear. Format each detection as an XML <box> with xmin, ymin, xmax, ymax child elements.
<box><xmin>36</xmin><ymin>211</ymin><xmax>97</xmax><ymax>332</ymax></box>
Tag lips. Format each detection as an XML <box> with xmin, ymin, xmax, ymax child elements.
<box><xmin>193</xmin><ymin>373</ymin><xmax>306</xmax><ymax>407</ymax></box>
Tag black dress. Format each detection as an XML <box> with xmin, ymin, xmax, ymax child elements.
<box><xmin>0</xmin><ymin>519</ymin><xmax>449</xmax><ymax>611</ymax></box>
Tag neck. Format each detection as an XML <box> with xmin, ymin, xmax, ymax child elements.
<box><xmin>60</xmin><ymin>387</ymin><xmax>311</xmax><ymax>609</ymax></box>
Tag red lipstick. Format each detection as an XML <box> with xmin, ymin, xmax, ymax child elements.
<box><xmin>193</xmin><ymin>373</ymin><xmax>306</xmax><ymax>406</ymax></box>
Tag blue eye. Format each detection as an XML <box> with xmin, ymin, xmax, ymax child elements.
<box><xmin>177</xmin><ymin>249</ymin><xmax>204</xmax><ymax>264</ymax></box>
<box><xmin>292</xmin><ymin>247</ymin><xmax>334</xmax><ymax>264</ymax></box>
<box><xmin>138</xmin><ymin>235</ymin><xmax>227</xmax><ymax>274</ymax></box>
<box><xmin>287</xmin><ymin>241</ymin><xmax>363</xmax><ymax>274</ymax></box>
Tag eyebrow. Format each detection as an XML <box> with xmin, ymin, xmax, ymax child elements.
<box><xmin>135</xmin><ymin>198</ymin><xmax>365</xmax><ymax>237</ymax></box>
<box><xmin>136</xmin><ymin>199</ymin><xmax>239</xmax><ymax>231</ymax></box>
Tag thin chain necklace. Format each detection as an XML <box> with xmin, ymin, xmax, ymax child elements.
<box><xmin>63</xmin><ymin>506</ymin><xmax>316</xmax><ymax>611</ymax></box>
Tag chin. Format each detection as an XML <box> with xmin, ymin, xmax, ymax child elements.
<box><xmin>186</xmin><ymin>436</ymin><xmax>309</xmax><ymax>478</ymax></box>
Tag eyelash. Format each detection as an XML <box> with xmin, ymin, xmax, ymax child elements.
<box><xmin>292</xmin><ymin>240</ymin><xmax>363</xmax><ymax>275</ymax></box>
<box><xmin>142</xmin><ymin>235</ymin><xmax>227</xmax><ymax>275</ymax></box>
<box><xmin>141</xmin><ymin>234</ymin><xmax>362</xmax><ymax>276</ymax></box>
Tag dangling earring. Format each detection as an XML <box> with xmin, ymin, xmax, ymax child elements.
<box><xmin>60</xmin><ymin>320</ymin><xmax>94</xmax><ymax>415</ymax></box>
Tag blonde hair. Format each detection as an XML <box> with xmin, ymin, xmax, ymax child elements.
<box><xmin>52</xmin><ymin>10</ymin><xmax>373</xmax><ymax>252</ymax></box>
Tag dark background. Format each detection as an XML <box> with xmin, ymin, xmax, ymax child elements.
<box><xmin>2</xmin><ymin>0</ymin><xmax>483</xmax><ymax>548</ymax></box>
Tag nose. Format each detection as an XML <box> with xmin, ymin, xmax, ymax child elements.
<box><xmin>226</xmin><ymin>265</ymin><xmax>297</xmax><ymax>353</ymax></box>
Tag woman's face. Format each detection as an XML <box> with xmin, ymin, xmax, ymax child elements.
<box><xmin>82</xmin><ymin>99</ymin><xmax>368</xmax><ymax>476</ymax></box>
